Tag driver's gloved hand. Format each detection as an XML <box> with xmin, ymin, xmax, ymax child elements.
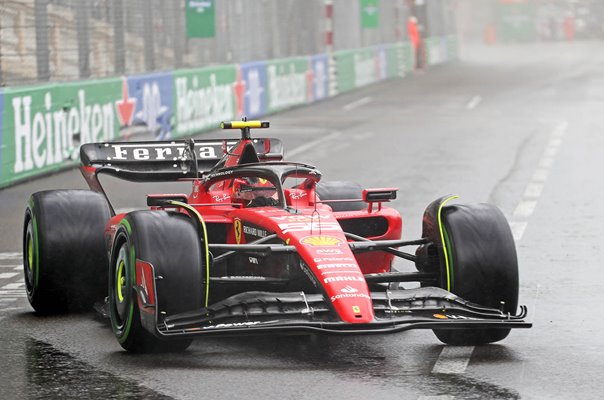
<box><xmin>248</xmin><ymin>196</ymin><xmax>279</xmax><ymax>207</ymax></box>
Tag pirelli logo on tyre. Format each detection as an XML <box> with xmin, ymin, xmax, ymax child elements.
<box><xmin>301</xmin><ymin>235</ymin><xmax>343</xmax><ymax>247</ymax></box>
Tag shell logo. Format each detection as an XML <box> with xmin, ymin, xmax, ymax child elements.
<box><xmin>301</xmin><ymin>235</ymin><xmax>343</xmax><ymax>247</ymax></box>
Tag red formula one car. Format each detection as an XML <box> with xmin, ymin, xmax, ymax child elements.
<box><xmin>22</xmin><ymin>121</ymin><xmax>530</xmax><ymax>352</ymax></box>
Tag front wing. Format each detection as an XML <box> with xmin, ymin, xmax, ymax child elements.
<box><xmin>152</xmin><ymin>287</ymin><xmax>531</xmax><ymax>338</ymax></box>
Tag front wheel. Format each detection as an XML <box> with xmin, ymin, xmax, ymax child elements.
<box><xmin>417</xmin><ymin>199</ymin><xmax>519</xmax><ymax>345</ymax></box>
<box><xmin>109</xmin><ymin>211</ymin><xmax>205</xmax><ymax>353</ymax></box>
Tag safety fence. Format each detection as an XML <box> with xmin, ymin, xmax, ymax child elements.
<box><xmin>0</xmin><ymin>36</ymin><xmax>458</xmax><ymax>188</ymax></box>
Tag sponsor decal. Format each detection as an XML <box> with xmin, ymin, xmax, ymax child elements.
<box><xmin>212</xmin><ymin>193</ymin><xmax>230</xmax><ymax>202</ymax></box>
<box><xmin>127</xmin><ymin>72</ymin><xmax>174</xmax><ymax>140</ymax></box>
<box><xmin>433</xmin><ymin>314</ymin><xmax>477</xmax><ymax>320</ymax></box>
<box><xmin>323</xmin><ymin>275</ymin><xmax>364</xmax><ymax>284</ymax></box>
<box><xmin>204</xmin><ymin>169</ymin><xmax>234</xmax><ymax>181</ymax></box>
<box><xmin>11</xmin><ymin>83</ymin><xmax>120</xmax><ymax>174</ymax></box>
<box><xmin>352</xmin><ymin>306</ymin><xmax>361</xmax><ymax>314</ymax></box>
<box><xmin>288</xmin><ymin>191</ymin><xmax>307</xmax><ymax>200</ymax></box>
<box><xmin>243</xmin><ymin>224</ymin><xmax>269</xmax><ymax>239</ymax></box>
<box><xmin>202</xmin><ymin>321</ymin><xmax>263</xmax><ymax>330</ymax></box>
<box><xmin>174</xmin><ymin>69</ymin><xmax>236</xmax><ymax>136</ymax></box>
<box><xmin>330</xmin><ymin>293</ymin><xmax>370</xmax><ymax>302</ymax></box>
<box><xmin>313</xmin><ymin>257</ymin><xmax>354</xmax><ymax>263</ymax></box>
<box><xmin>279</xmin><ymin>222</ymin><xmax>340</xmax><ymax>234</ymax></box>
<box><xmin>234</xmin><ymin>218</ymin><xmax>242</xmax><ymax>244</ymax></box>
<box><xmin>340</xmin><ymin>285</ymin><xmax>358</xmax><ymax>293</ymax></box>
<box><xmin>317</xmin><ymin>263</ymin><xmax>358</xmax><ymax>270</ymax></box>
<box><xmin>240</xmin><ymin>62</ymin><xmax>268</xmax><ymax>118</ymax></box>
<box><xmin>248</xmin><ymin>257</ymin><xmax>259</xmax><ymax>264</ymax></box>
<box><xmin>270</xmin><ymin>214</ymin><xmax>331</xmax><ymax>222</ymax></box>
<box><xmin>116</xmin><ymin>78</ymin><xmax>136</xmax><ymax>127</ymax></box>
<box><xmin>311</xmin><ymin>54</ymin><xmax>329</xmax><ymax>101</ymax></box>
<box><xmin>315</xmin><ymin>249</ymin><xmax>345</xmax><ymax>256</ymax></box>
<box><xmin>301</xmin><ymin>235</ymin><xmax>344</xmax><ymax>247</ymax></box>
<box><xmin>108</xmin><ymin>142</ymin><xmax>219</xmax><ymax>161</ymax></box>
<box><xmin>267</xmin><ymin>61</ymin><xmax>307</xmax><ymax>111</ymax></box>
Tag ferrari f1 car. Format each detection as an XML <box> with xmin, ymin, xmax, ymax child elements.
<box><xmin>23</xmin><ymin>120</ymin><xmax>531</xmax><ymax>352</ymax></box>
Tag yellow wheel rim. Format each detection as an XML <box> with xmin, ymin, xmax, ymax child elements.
<box><xmin>27</xmin><ymin>233</ymin><xmax>33</xmax><ymax>271</ymax></box>
<box><xmin>116</xmin><ymin>260</ymin><xmax>125</xmax><ymax>303</ymax></box>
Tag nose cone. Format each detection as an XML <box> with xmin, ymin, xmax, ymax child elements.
<box><xmin>321</xmin><ymin>273</ymin><xmax>374</xmax><ymax>323</ymax></box>
<box><xmin>294</xmin><ymin>235</ymin><xmax>375</xmax><ymax>324</ymax></box>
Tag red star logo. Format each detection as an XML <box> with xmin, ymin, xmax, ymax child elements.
<box><xmin>306</xmin><ymin>61</ymin><xmax>314</xmax><ymax>103</ymax></box>
<box><xmin>233</xmin><ymin>66</ymin><xmax>246</xmax><ymax>118</ymax></box>
<box><xmin>115</xmin><ymin>77</ymin><xmax>136</xmax><ymax>127</ymax></box>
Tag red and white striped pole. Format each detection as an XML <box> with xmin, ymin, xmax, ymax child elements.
<box><xmin>325</xmin><ymin>0</ymin><xmax>337</xmax><ymax>96</ymax></box>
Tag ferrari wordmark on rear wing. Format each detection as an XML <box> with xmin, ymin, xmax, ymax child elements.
<box><xmin>80</xmin><ymin>137</ymin><xmax>284</xmax><ymax>182</ymax></box>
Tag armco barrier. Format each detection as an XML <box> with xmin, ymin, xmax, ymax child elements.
<box><xmin>0</xmin><ymin>37</ymin><xmax>455</xmax><ymax>189</ymax></box>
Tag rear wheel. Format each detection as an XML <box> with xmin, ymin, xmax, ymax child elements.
<box><xmin>23</xmin><ymin>190</ymin><xmax>111</xmax><ymax>313</ymax></box>
<box><xmin>109</xmin><ymin>211</ymin><xmax>205</xmax><ymax>353</ymax></box>
<box><xmin>417</xmin><ymin>200</ymin><xmax>519</xmax><ymax>345</ymax></box>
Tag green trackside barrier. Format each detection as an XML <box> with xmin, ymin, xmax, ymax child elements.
<box><xmin>1</xmin><ymin>78</ymin><xmax>122</xmax><ymax>188</ymax></box>
<box><xmin>334</xmin><ymin>46</ymin><xmax>383</xmax><ymax>93</ymax></box>
<box><xmin>353</xmin><ymin>47</ymin><xmax>380</xmax><ymax>88</ymax></box>
<box><xmin>173</xmin><ymin>65</ymin><xmax>238</xmax><ymax>138</ymax></box>
<box><xmin>385</xmin><ymin>43</ymin><xmax>414</xmax><ymax>78</ymax></box>
<box><xmin>265</xmin><ymin>57</ymin><xmax>310</xmax><ymax>114</ymax></box>
<box><xmin>447</xmin><ymin>35</ymin><xmax>459</xmax><ymax>61</ymax></box>
<box><xmin>334</xmin><ymin>49</ymin><xmax>356</xmax><ymax>94</ymax></box>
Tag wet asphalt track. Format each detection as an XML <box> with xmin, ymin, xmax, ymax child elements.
<box><xmin>1</xmin><ymin>42</ymin><xmax>604</xmax><ymax>399</ymax></box>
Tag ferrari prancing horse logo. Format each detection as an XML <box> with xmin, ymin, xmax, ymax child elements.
<box><xmin>234</xmin><ymin>219</ymin><xmax>242</xmax><ymax>244</ymax></box>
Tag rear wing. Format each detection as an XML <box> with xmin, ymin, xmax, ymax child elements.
<box><xmin>80</xmin><ymin>138</ymin><xmax>284</xmax><ymax>182</ymax></box>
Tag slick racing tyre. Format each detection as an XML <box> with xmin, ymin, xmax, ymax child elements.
<box><xmin>109</xmin><ymin>211</ymin><xmax>205</xmax><ymax>353</ymax></box>
<box><xmin>417</xmin><ymin>201</ymin><xmax>519</xmax><ymax>345</ymax></box>
<box><xmin>316</xmin><ymin>181</ymin><xmax>365</xmax><ymax>212</ymax></box>
<box><xmin>23</xmin><ymin>190</ymin><xmax>111</xmax><ymax>313</ymax></box>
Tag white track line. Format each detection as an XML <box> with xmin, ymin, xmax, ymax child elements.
<box><xmin>286</xmin><ymin>131</ymin><xmax>342</xmax><ymax>158</ymax></box>
<box><xmin>0</xmin><ymin>253</ymin><xmax>21</xmax><ymax>260</ymax></box>
<box><xmin>1</xmin><ymin>282</ymin><xmax>25</xmax><ymax>290</ymax></box>
<box><xmin>466</xmin><ymin>95</ymin><xmax>482</xmax><ymax>110</ymax></box>
<box><xmin>0</xmin><ymin>264</ymin><xmax>22</xmax><ymax>269</ymax></box>
<box><xmin>0</xmin><ymin>272</ymin><xmax>19</xmax><ymax>279</ymax></box>
<box><xmin>509</xmin><ymin>121</ymin><xmax>567</xmax><ymax>241</ymax></box>
<box><xmin>432</xmin><ymin>346</ymin><xmax>475</xmax><ymax>374</ymax></box>
<box><xmin>509</xmin><ymin>222</ymin><xmax>529</xmax><ymax>241</ymax></box>
<box><xmin>513</xmin><ymin>200</ymin><xmax>538</xmax><ymax>219</ymax></box>
<box><xmin>342</xmin><ymin>96</ymin><xmax>373</xmax><ymax>111</ymax></box>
